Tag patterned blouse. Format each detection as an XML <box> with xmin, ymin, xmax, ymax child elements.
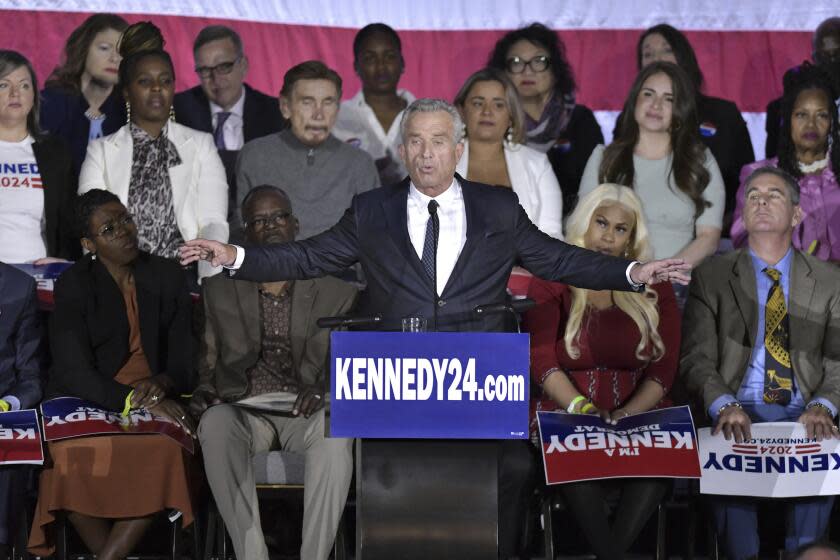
<box><xmin>126</xmin><ymin>123</ymin><xmax>184</xmax><ymax>259</ymax></box>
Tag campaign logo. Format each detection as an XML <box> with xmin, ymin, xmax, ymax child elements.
<box><xmin>345</xmin><ymin>137</ymin><xmax>363</xmax><ymax>149</ymax></box>
<box><xmin>699</xmin><ymin>122</ymin><xmax>717</xmax><ymax>138</ymax></box>
<box><xmin>553</xmin><ymin>138</ymin><xmax>572</xmax><ymax>153</ymax></box>
<box><xmin>0</xmin><ymin>162</ymin><xmax>42</xmax><ymax>189</ymax></box>
<box><xmin>0</xmin><ymin>409</ymin><xmax>44</xmax><ymax>465</ymax></box>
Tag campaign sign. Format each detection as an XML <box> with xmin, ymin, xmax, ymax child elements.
<box><xmin>10</xmin><ymin>262</ymin><xmax>72</xmax><ymax>309</ymax></box>
<box><xmin>0</xmin><ymin>409</ymin><xmax>43</xmax><ymax>465</ymax></box>
<box><xmin>537</xmin><ymin>406</ymin><xmax>701</xmax><ymax>484</ymax></box>
<box><xmin>330</xmin><ymin>332</ymin><xmax>529</xmax><ymax>439</ymax></box>
<box><xmin>41</xmin><ymin>397</ymin><xmax>194</xmax><ymax>453</ymax></box>
<box><xmin>699</xmin><ymin>422</ymin><xmax>840</xmax><ymax>497</ymax></box>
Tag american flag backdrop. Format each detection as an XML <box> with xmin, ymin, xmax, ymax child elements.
<box><xmin>3</xmin><ymin>0</ymin><xmax>838</xmax><ymax>155</ymax></box>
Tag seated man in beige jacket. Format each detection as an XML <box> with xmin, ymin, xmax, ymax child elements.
<box><xmin>190</xmin><ymin>185</ymin><xmax>357</xmax><ymax>560</ymax></box>
<box><xmin>681</xmin><ymin>166</ymin><xmax>840</xmax><ymax>560</ymax></box>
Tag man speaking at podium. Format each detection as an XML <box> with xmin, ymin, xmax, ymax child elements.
<box><xmin>180</xmin><ymin>97</ymin><xmax>690</xmax><ymax>557</ymax></box>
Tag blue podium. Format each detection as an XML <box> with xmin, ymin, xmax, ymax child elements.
<box><xmin>330</xmin><ymin>332</ymin><xmax>530</xmax><ymax>559</ymax></box>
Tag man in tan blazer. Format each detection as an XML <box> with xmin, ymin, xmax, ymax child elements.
<box><xmin>190</xmin><ymin>185</ymin><xmax>357</xmax><ymax>560</ymax></box>
<box><xmin>681</xmin><ymin>166</ymin><xmax>840</xmax><ymax>560</ymax></box>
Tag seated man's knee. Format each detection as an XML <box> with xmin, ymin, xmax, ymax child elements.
<box><xmin>198</xmin><ymin>404</ymin><xmax>241</xmax><ymax>444</ymax></box>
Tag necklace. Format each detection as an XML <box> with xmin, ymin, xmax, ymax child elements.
<box><xmin>798</xmin><ymin>155</ymin><xmax>829</xmax><ymax>174</ymax></box>
<box><xmin>84</xmin><ymin>108</ymin><xmax>106</xmax><ymax>121</ymax></box>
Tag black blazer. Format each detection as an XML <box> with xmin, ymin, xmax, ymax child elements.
<box><xmin>765</xmin><ymin>96</ymin><xmax>782</xmax><ymax>160</ymax></box>
<box><xmin>39</xmin><ymin>87</ymin><xmax>125</xmax><ymax>174</ymax></box>
<box><xmin>235</xmin><ymin>176</ymin><xmax>637</xmax><ymax>332</ymax></box>
<box><xmin>47</xmin><ymin>252</ymin><xmax>192</xmax><ymax>411</ymax></box>
<box><xmin>0</xmin><ymin>263</ymin><xmax>42</xmax><ymax>408</ymax></box>
<box><xmin>173</xmin><ymin>83</ymin><xmax>285</xmax><ymax>143</ymax></box>
<box><xmin>32</xmin><ymin>135</ymin><xmax>79</xmax><ymax>259</ymax></box>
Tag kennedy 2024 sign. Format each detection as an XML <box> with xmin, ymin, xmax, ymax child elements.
<box><xmin>0</xmin><ymin>409</ymin><xmax>43</xmax><ymax>465</ymax></box>
<box><xmin>699</xmin><ymin>422</ymin><xmax>840</xmax><ymax>497</ymax></box>
<box><xmin>330</xmin><ymin>332</ymin><xmax>529</xmax><ymax>439</ymax></box>
<box><xmin>537</xmin><ymin>406</ymin><xmax>701</xmax><ymax>484</ymax></box>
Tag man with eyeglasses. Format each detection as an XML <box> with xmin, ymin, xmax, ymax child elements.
<box><xmin>191</xmin><ymin>184</ymin><xmax>357</xmax><ymax>560</ymax></box>
<box><xmin>174</xmin><ymin>25</ymin><xmax>285</xmax><ymax>221</ymax></box>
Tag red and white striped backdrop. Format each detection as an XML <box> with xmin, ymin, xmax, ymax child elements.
<box><xmin>3</xmin><ymin>1</ymin><xmax>838</xmax><ymax>154</ymax></box>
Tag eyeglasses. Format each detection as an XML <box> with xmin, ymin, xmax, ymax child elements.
<box><xmin>247</xmin><ymin>211</ymin><xmax>294</xmax><ymax>231</ymax></box>
<box><xmin>505</xmin><ymin>55</ymin><xmax>551</xmax><ymax>74</ymax></box>
<box><xmin>195</xmin><ymin>56</ymin><xmax>242</xmax><ymax>79</ymax></box>
<box><xmin>94</xmin><ymin>213</ymin><xmax>135</xmax><ymax>239</ymax></box>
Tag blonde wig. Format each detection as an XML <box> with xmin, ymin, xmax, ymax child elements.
<box><xmin>562</xmin><ymin>184</ymin><xmax>665</xmax><ymax>362</ymax></box>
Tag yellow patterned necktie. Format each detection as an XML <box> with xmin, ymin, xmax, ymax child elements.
<box><xmin>763</xmin><ymin>267</ymin><xmax>792</xmax><ymax>405</ymax></box>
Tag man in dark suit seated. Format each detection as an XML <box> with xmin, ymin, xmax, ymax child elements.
<box><xmin>190</xmin><ymin>186</ymin><xmax>357</xmax><ymax>560</ymax></box>
<box><xmin>765</xmin><ymin>17</ymin><xmax>840</xmax><ymax>159</ymax></box>
<box><xmin>681</xmin><ymin>166</ymin><xmax>840</xmax><ymax>559</ymax></box>
<box><xmin>0</xmin><ymin>262</ymin><xmax>42</xmax><ymax>557</ymax></box>
<box><xmin>174</xmin><ymin>25</ymin><xmax>285</xmax><ymax>220</ymax></box>
<box><xmin>181</xmin><ymin>97</ymin><xmax>690</xmax><ymax>558</ymax></box>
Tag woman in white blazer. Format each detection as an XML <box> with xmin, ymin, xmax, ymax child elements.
<box><xmin>79</xmin><ymin>23</ymin><xmax>227</xmax><ymax>281</ymax></box>
<box><xmin>454</xmin><ymin>68</ymin><xmax>564</xmax><ymax>240</ymax></box>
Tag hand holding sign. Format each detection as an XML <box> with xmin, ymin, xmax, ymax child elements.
<box><xmin>150</xmin><ymin>399</ymin><xmax>196</xmax><ymax>437</ymax></box>
<box><xmin>798</xmin><ymin>405</ymin><xmax>839</xmax><ymax>441</ymax></box>
<box><xmin>713</xmin><ymin>405</ymin><xmax>752</xmax><ymax>443</ymax></box>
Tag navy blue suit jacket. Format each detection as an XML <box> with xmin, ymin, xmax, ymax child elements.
<box><xmin>0</xmin><ymin>263</ymin><xmax>42</xmax><ymax>408</ymax></box>
<box><xmin>235</xmin><ymin>176</ymin><xmax>637</xmax><ymax>331</ymax></box>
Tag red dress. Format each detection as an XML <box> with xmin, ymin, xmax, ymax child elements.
<box><xmin>523</xmin><ymin>280</ymin><xmax>680</xmax><ymax>437</ymax></box>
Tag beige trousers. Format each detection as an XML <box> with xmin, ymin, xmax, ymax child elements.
<box><xmin>198</xmin><ymin>404</ymin><xmax>353</xmax><ymax>560</ymax></box>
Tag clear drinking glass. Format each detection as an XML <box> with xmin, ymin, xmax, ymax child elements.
<box><xmin>401</xmin><ymin>316</ymin><xmax>428</xmax><ymax>332</ymax></box>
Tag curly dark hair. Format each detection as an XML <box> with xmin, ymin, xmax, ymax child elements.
<box><xmin>487</xmin><ymin>23</ymin><xmax>576</xmax><ymax>97</ymax></box>
<box><xmin>636</xmin><ymin>24</ymin><xmax>703</xmax><ymax>94</ymax></box>
<box><xmin>776</xmin><ymin>62</ymin><xmax>840</xmax><ymax>179</ymax></box>
<box><xmin>117</xmin><ymin>21</ymin><xmax>174</xmax><ymax>89</ymax></box>
<box><xmin>75</xmin><ymin>189</ymin><xmax>122</xmax><ymax>239</ymax></box>
<box><xmin>45</xmin><ymin>13</ymin><xmax>128</xmax><ymax>92</ymax></box>
<box><xmin>600</xmin><ymin>61</ymin><xmax>711</xmax><ymax>219</ymax></box>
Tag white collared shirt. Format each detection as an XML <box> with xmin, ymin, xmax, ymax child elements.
<box><xmin>209</xmin><ymin>87</ymin><xmax>246</xmax><ymax>150</ymax></box>
<box><xmin>407</xmin><ymin>179</ymin><xmax>467</xmax><ymax>295</ymax></box>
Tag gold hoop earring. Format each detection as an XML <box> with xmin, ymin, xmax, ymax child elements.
<box><xmin>125</xmin><ymin>102</ymin><xmax>131</xmax><ymax>124</ymax></box>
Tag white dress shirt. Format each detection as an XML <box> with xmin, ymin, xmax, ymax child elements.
<box><xmin>210</xmin><ymin>88</ymin><xmax>246</xmax><ymax>150</ymax></box>
<box><xmin>407</xmin><ymin>179</ymin><xmax>467</xmax><ymax>295</ymax></box>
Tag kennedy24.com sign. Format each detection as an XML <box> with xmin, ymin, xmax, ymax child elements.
<box><xmin>699</xmin><ymin>422</ymin><xmax>840</xmax><ymax>497</ymax></box>
<box><xmin>537</xmin><ymin>406</ymin><xmax>701</xmax><ymax>484</ymax></box>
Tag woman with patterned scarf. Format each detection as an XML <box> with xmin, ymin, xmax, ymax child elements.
<box><xmin>79</xmin><ymin>21</ymin><xmax>228</xmax><ymax>283</ymax></box>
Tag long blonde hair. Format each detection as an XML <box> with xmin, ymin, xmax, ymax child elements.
<box><xmin>563</xmin><ymin>184</ymin><xmax>665</xmax><ymax>362</ymax></box>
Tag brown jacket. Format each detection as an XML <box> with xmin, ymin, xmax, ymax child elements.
<box><xmin>680</xmin><ymin>248</ymin><xmax>840</xmax><ymax>416</ymax></box>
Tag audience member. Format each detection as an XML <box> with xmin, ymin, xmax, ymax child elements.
<box><xmin>191</xmin><ymin>185</ymin><xmax>357</xmax><ymax>560</ymax></box>
<box><xmin>333</xmin><ymin>23</ymin><xmax>415</xmax><ymax>185</ymax></box>
<box><xmin>794</xmin><ymin>541</ymin><xmax>840</xmax><ymax>560</ymax></box>
<box><xmin>235</xmin><ymin>60</ymin><xmax>380</xmax><ymax>238</ymax></box>
<box><xmin>766</xmin><ymin>17</ymin><xmax>840</xmax><ymax>159</ymax></box>
<box><xmin>630</xmin><ymin>23</ymin><xmax>754</xmax><ymax>227</ymax></box>
<box><xmin>488</xmin><ymin>23</ymin><xmax>604</xmax><ymax>216</ymax></box>
<box><xmin>40</xmin><ymin>14</ymin><xmax>129</xmax><ymax>173</ymax></box>
<box><xmin>681</xmin><ymin>166</ymin><xmax>840</xmax><ymax>559</ymax></box>
<box><xmin>28</xmin><ymin>189</ymin><xmax>196</xmax><ymax>559</ymax></box>
<box><xmin>174</xmin><ymin>25</ymin><xmax>285</xmax><ymax>219</ymax></box>
<box><xmin>524</xmin><ymin>184</ymin><xmax>679</xmax><ymax>560</ymax></box>
<box><xmin>453</xmin><ymin>67</ymin><xmax>563</xmax><ymax>239</ymax></box>
<box><xmin>0</xmin><ymin>262</ymin><xmax>42</xmax><ymax>558</ymax></box>
<box><xmin>0</xmin><ymin>50</ymin><xmax>77</xmax><ymax>263</ymax></box>
<box><xmin>732</xmin><ymin>63</ymin><xmax>840</xmax><ymax>262</ymax></box>
<box><xmin>580</xmin><ymin>62</ymin><xmax>725</xmax><ymax>266</ymax></box>
<box><xmin>78</xmin><ymin>22</ymin><xmax>228</xmax><ymax>281</ymax></box>
<box><xmin>181</xmin><ymin>97</ymin><xmax>692</xmax><ymax>559</ymax></box>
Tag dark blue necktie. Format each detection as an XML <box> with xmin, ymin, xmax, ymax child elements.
<box><xmin>421</xmin><ymin>200</ymin><xmax>439</xmax><ymax>288</ymax></box>
<box><xmin>214</xmin><ymin>111</ymin><xmax>231</xmax><ymax>150</ymax></box>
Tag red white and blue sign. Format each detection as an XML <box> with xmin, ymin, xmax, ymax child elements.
<box><xmin>537</xmin><ymin>406</ymin><xmax>701</xmax><ymax>484</ymax></box>
<box><xmin>330</xmin><ymin>331</ymin><xmax>529</xmax><ymax>439</ymax></box>
<box><xmin>0</xmin><ymin>409</ymin><xmax>44</xmax><ymax>465</ymax></box>
<box><xmin>40</xmin><ymin>397</ymin><xmax>194</xmax><ymax>453</ymax></box>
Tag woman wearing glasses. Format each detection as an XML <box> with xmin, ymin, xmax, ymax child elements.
<box><xmin>40</xmin><ymin>14</ymin><xmax>129</xmax><ymax>174</ymax></box>
<box><xmin>78</xmin><ymin>22</ymin><xmax>228</xmax><ymax>282</ymax></box>
<box><xmin>28</xmin><ymin>189</ymin><xmax>196</xmax><ymax>559</ymax></box>
<box><xmin>488</xmin><ymin>23</ymin><xmax>604</xmax><ymax>216</ymax></box>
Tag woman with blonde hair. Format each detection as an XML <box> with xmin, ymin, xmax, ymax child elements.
<box><xmin>524</xmin><ymin>183</ymin><xmax>680</xmax><ymax>560</ymax></box>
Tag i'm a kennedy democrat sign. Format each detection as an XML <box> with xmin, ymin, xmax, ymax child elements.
<box><xmin>0</xmin><ymin>409</ymin><xmax>43</xmax><ymax>465</ymax></box>
<box><xmin>537</xmin><ymin>406</ymin><xmax>701</xmax><ymax>484</ymax></box>
<box><xmin>330</xmin><ymin>332</ymin><xmax>529</xmax><ymax>439</ymax></box>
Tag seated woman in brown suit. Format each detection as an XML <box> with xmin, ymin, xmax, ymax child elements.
<box><xmin>28</xmin><ymin>189</ymin><xmax>196</xmax><ymax>560</ymax></box>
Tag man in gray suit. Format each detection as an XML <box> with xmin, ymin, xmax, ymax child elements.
<box><xmin>190</xmin><ymin>186</ymin><xmax>357</xmax><ymax>560</ymax></box>
<box><xmin>681</xmin><ymin>166</ymin><xmax>840</xmax><ymax>560</ymax></box>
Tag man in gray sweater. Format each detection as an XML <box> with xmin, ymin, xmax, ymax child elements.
<box><xmin>234</xmin><ymin>61</ymin><xmax>380</xmax><ymax>238</ymax></box>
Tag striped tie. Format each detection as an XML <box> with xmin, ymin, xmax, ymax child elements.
<box><xmin>763</xmin><ymin>267</ymin><xmax>792</xmax><ymax>405</ymax></box>
<box><xmin>421</xmin><ymin>200</ymin><xmax>439</xmax><ymax>289</ymax></box>
<box><xmin>214</xmin><ymin>111</ymin><xmax>231</xmax><ymax>150</ymax></box>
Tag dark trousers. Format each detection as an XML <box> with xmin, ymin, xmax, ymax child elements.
<box><xmin>557</xmin><ymin>477</ymin><xmax>669</xmax><ymax>560</ymax></box>
<box><xmin>498</xmin><ymin>440</ymin><xmax>536</xmax><ymax>559</ymax></box>
<box><xmin>0</xmin><ymin>467</ymin><xmax>18</xmax><ymax>544</ymax></box>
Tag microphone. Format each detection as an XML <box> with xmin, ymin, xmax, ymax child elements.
<box><xmin>317</xmin><ymin>314</ymin><xmax>383</xmax><ymax>329</ymax></box>
<box><xmin>473</xmin><ymin>297</ymin><xmax>535</xmax><ymax>334</ymax></box>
